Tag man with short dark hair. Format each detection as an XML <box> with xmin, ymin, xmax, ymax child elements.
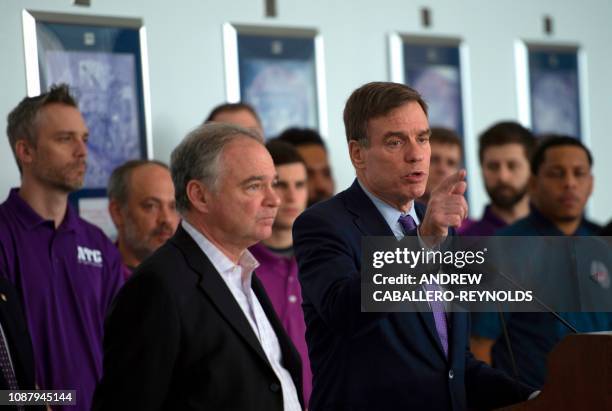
<box><xmin>108</xmin><ymin>160</ymin><xmax>179</xmax><ymax>274</ymax></box>
<box><xmin>0</xmin><ymin>84</ymin><xmax>124</xmax><ymax>411</ymax></box>
<box><xmin>205</xmin><ymin>102</ymin><xmax>263</xmax><ymax>138</ymax></box>
<box><xmin>277</xmin><ymin>127</ymin><xmax>335</xmax><ymax>206</ymax></box>
<box><xmin>250</xmin><ymin>139</ymin><xmax>312</xmax><ymax>407</ymax></box>
<box><xmin>93</xmin><ymin>123</ymin><xmax>303</xmax><ymax>411</ymax></box>
<box><xmin>293</xmin><ymin>81</ymin><xmax>532</xmax><ymax>410</ymax></box>
<box><xmin>460</xmin><ymin>121</ymin><xmax>536</xmax><ymax>236</ymax></box>
<box><xmin>471</xmin><ymin>135</ymin><xmax>612</xmax><ymax>388</ymax></box>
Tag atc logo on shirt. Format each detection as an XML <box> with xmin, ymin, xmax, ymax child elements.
<box><xmin>77</xmin><ymin>246</ymin><xmax>103</xmax><ymax>268</ymax></box>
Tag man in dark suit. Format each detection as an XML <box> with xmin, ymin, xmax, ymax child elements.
<box><xmin>93</xmin><ymin>123</ymin><xmax>303</xmax><ymax>411</ymax></box>
<box><xmin>293</xmin><ymin>82</ymin><xmax>534</xmax><ymax>411</ymax></box>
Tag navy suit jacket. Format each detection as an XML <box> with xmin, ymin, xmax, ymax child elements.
<box><xmin>293</xmin><ymin>180</ymin><xmax>532</xmax><ymax>411</ymax></box>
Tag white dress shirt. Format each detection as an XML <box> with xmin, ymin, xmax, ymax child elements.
<box><xmin>182</xmin><ymin>220</ymin><xmax>302</xmax><ymax>411</ymax></box>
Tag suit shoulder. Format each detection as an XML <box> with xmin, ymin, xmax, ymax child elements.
<box><xmin>129</xmin><ymin>241</ymin><xmax>194</xmax><ymax>292</ymax></box>
<box><xmin>296</xmin><ymin>193</ymin><xmax>351</xmax><ymax>225</ymax></box>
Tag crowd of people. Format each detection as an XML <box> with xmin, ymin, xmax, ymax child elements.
<box><xmin>0</xmin><ymin>81</ymin><xmax>609</xmax><ymax>410</ymax></box>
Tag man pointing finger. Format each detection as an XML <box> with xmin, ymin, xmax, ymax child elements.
<box><xmin>420</xmin><ymin>169</ymin><xmax>469</xmax><ymax>241</ymax></box>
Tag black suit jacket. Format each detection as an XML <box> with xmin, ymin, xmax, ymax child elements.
<box><xmin>293</xmin><ymin>180</ymin><xmax>532</xmax><ymax>411</ymax></box>
<box><xmin>92</xmin><ymin>225</ymin><xmax>303</xmax><ymax>411</ymax></box>
<box><xmin>0</xmin><ymin>277</ymin><xmax>42</xmax><ymax>410</ymax></box>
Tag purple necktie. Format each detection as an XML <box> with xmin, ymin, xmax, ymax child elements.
<box><xmin>398</xmin><ymin>214</ymin><xmax>417</xmax><ymax>234</ymax></box>
<box><xmin>398</xmin><ymin>215</ymin><xmax>449</xmax><ymax>357</ymax></box>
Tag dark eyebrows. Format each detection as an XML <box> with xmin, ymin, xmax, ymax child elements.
<box><xmin>382</xmin><ymin>128</ymin><xmax>431</xmax><ymax>139</ymax></box>
<box><xmin>53</xmin><ymin>130</ymin><xmax>89</xmax><ymax>138</ymax></box>
<box><xmin>419</xmin><ymin>128</ymin><xmax>432</xmax><ymax>138</ymax></box>
<box><xmin>382</xmin><ymin>131</ymin><xmax>408</xmax><ymax>139</ymax></box>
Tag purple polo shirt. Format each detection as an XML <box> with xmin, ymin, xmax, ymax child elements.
<box><xmin>0</xmin><ymin>188</ymin><xmax>124</xmax><ymax>411</ymax></box>
<box><xmin>249</xmin><ymin>242</ymin><xmax>312</xmax><ymax>408</ymax></box>
<box><xmin>458</xmin><ymin>204</ymin><xmax>507</xmax><ymax>236</ymax></box>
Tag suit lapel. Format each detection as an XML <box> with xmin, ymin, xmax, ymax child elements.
<box><xmin>252</xmin><ymin>275</ymin><xmax>304</xmax><ymax>405</ymax></box>
<box><xmin>449</xmin><ymin>312</ymin><xmax>466</xmax><ymax>365</ymax></box>
<box><xmin>170</xmin><ymin>226</ymin><xmax>271</xmax><ymax>367</ymax></box>
<box><xmin>343</xmin><ymin>180</ymin><xmax>395</xmax><ymax>237</ymax></box>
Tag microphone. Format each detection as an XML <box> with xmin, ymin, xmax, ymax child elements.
<box><xmin>490</xmin><ymin>265</ymin><xmax>578</xmax><ymax>399</ymax></box>
<box><xmin>493</xmin><ymin>266</ymin><xmax>578</xmax><ymax>334</ymax></box>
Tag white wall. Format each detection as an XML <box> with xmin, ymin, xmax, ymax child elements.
<box><xmin>1</xmin><ymin>0</ymin><xmax>610</xmax><ymax>223</ymax></box>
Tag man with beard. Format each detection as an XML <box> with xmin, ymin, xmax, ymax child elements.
<box><xmin>459</xmin><ymin>121</ymin><xmax>535</xmax><ymax>236</ymax></box>
<box><xmin>108</xmin><ymin>160</ymin><xmax>180</xmax><ymax>275</ymax></box>
<box><xmin>277</xmin><ymin>128</ymin><xmax>335</xmax><ymax>206</ymax></box>
<box><xmin>470</xmin><ymin>136</ymin><xmax>611</xmax><ymax>388</ymax></box>
<box><xmin>0</xmin><ymin>84</ymin><xmax>125</xmax><ymax>411</ymax></box>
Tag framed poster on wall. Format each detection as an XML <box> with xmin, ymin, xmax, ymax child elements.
<box><xmin>389</xmin><ymin>35</ymin><xmax>466</xmax><ymax>138</ymax></box>
<box><xmin>524</xmin><ymin>44</ymin><xmax>582</xmax><ymax>138</ymax></box>
<box><xmin>22</xmin><ymin>10</ymin><xmax>152</xmax><ymax>238</ymax></box>
<box><xmin>223</xmin><ymin>24</ymin><xmax>328</xmax><ymax>139</ymax></box>
<box><xmin>515</xmin><ymin>42</ymin><xmax>587</xmax><ymax>140</ymax></box>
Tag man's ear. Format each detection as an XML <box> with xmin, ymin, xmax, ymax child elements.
<box><xmin>349</xmin><ymin>140</ymin><xmax>367</xmax><ymax>170</ymax></box>
<box><xmin>108</xmin><ymin>199</ymin><xmax>124</xmax><ymax>228</ymax></box>
<box><xmin>186</xmin><ymin>180</ymin><xmax>210</xmax><ymax>214</ymax></box>
<box><xmin>586</xmin><ymin>173</ymin><xmax>594</xmax><ymax>198</ymax></box>
<box><xmin>14</xmin><ymin>139</ymin><xmax>35</xmax><ymax>167</ymax></box>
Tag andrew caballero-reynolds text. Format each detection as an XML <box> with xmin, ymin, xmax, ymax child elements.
<box><xmin>368</xmin><ymin>248</ymin><xmax>533</xmax><ymax>304</ymax></box>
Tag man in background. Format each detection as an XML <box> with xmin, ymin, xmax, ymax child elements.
<box><xmin>419</xmin><ymin>127</ymin><xmax>463</xmax><ymax>205</ymax></box>
<box><xmin>471</xmin><ymin>135</ymin><xmax>611</xmax><ymax>388</ymax></box>
<box><xmin>277</xmin><ymin>127</ymin><xmax>335</xmax><ymax>206</ymax></box>
<box><xmin>205</xmin><ymin>102</ymin><xmax>263</xmax><ymax>139</ymax></box>
<box><xmin>0</xmin><ymin>84</ymin><xmax>124</xmax><ymax>411</ymax></box>
<box><xmin>250</xmin><ymin>139</ymin><xmax>312</xmax><ymax>407</ymax></box>
<box><xmin>460</xmin><ymin>121</ymin><xmax>535</xmax><ymax>235</ymax></box>
<box><xmin>108</xmin><ymin>160</ymin><xmax>179</xmax><ymax>275</ymax></box>
<box><xmin>418</xmin><ymin>127</ymin><xmax>474</xmax><ymax>230</ymax></box>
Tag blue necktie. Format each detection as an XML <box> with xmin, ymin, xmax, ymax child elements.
<box><xmin>398</xmin><ymin>215</ymin><xmax>449</xmax><ymax>357</ymax></box>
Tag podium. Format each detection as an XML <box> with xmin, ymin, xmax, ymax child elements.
<box><xmin>497</xmin><ymin>332</ymin><xmax>612</xmax><ymax>410</ymax></box>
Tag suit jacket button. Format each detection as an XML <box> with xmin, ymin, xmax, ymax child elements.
<box><xmin>269</xmin><ymin>382</ymin><xmax>280</xmax><ymax>392</ymax></box>
<box><xmin>448</xmin><ymin>369</ymin><xmax>454</xmax><ymax>379</ymax></box>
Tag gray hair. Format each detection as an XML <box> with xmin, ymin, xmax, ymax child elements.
<box><xmin>107</xmin><ymin>159</ymin><xmax>169</xmax><ymax>206</ymax></box>
<box><xmin>171</xmin><ymin>122</ymin><xmax>263</xmax><ymax>213</ymax></box>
